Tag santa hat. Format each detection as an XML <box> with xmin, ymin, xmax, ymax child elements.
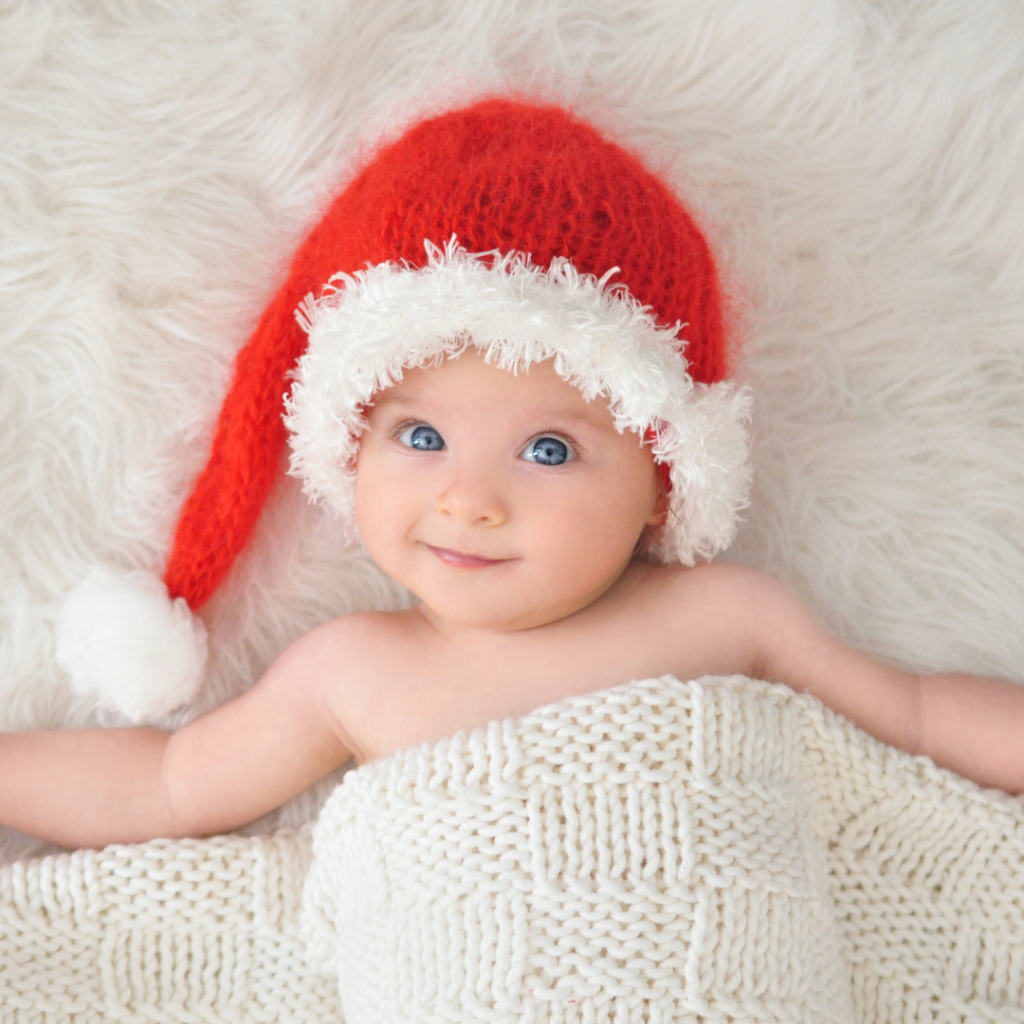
<box><xmin>56</xmin><ymin>97</ymin><xmax>752</xmax><ymax>723</ymax></box>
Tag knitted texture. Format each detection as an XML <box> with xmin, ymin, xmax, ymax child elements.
<box><xmin>163</xmin><ymin>97</ymin><xmax>730</xmax><ymax>611</ymax></box>
<box><xmin>0</xmin><ymin>830</ymin><xmax>340</xmax><ymax>1024</ymax></box>
<box><xmin>303</xmin><ymin>676</ymin><xmax>1024</xmax><ymax>1024</ymax></box>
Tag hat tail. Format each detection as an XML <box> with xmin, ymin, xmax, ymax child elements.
<box><xmin>164</xmin><ymin>293</ymin><xmax>306</xmax><ymax>610</ymax></box>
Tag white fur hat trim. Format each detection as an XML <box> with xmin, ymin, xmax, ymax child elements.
<box><xmin>56</xmin><ymin>565</ymin><xmax>208</xmax><ymax>723</ymax></box>
<box><xmin>285</xmin><ymin>239</ymin><xmax>752</xmax><ymax>565</ymax></box>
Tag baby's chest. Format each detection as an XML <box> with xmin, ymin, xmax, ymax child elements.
<box><xmin>335</xmin><ymin>626</ymin><xmax>700</xmax><ymax>764</ymax></box>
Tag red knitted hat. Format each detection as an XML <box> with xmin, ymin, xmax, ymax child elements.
<box><xmin>56</xmin><ymin>98</ymin><xmax>752</xmax><ymax>722</ymax></box>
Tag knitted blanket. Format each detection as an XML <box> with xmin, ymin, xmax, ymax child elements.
<box><xmin>303</xmin><ymin>676</ymin><xmax>1024</xmax><ymax>1024</ymax></box>
<box><xmin>0</xmin><ymin>830</ymin><xmax>342</xmax><ymax>1023</ymax></box>
<box><xmin>4</xmin><ymin>676</ymin><xmax>1024</xmax><ymax>1023</ymax></box>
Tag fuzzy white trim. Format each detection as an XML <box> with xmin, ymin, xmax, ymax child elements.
<box><xmin>284</xmin><ymin>241</ymin><xmax>752</xmax><ymax>565</ymax></box>
<box><xmin>55</xmin><ymin>565</ymin><xmax>208</xmax><ymax>723</ymax></box>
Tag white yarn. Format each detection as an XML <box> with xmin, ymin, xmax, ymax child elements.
<box><xmin>303</xmin><ymin>675</ymin><xmax>1024</xmax><ymax>1023</ymax></box>
<box><xmin>55</xmin><ymin>565</ymin><xmax>208</xmax><ymax>724</ymax></box>
<box><xmin>0</xmin><ymin>829</ymin><xmax>341</xmax><ymax>1023</ymax></box>
<box><xmin>285</xmin><ymin>240</ymin><xmax>753</xmax><ymax>567</ymax></box>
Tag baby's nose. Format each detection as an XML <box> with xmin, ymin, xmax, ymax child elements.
<box><xmin>435</xmin><ymin>471</ymin><xmax>509</xmax><ymax>527</ymax></box>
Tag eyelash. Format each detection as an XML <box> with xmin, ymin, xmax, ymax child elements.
<box><xmin>524</xmin><ymin>429</ymin><xmax>580</xmax><ymax>461</ymax></box>
<box><xmin>389</xmin><ymin>420</ymin><xmax>582</xmax><ymax>459</ymax></box>
<box><xmin>390</xmin><ymin>419</ymin><xmax>426</xmax><ymax>440</ymax></box>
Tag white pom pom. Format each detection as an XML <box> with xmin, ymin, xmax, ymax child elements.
<box><xmin>56</xmin><ymin>565</ymin><xmax>208</xmax><ymax>724</ymax></box>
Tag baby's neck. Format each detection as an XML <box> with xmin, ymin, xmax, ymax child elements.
<box><xmin>408</xmin><ymin>558</ymin><xmax>653</xmax><ymax>652</ymax></box>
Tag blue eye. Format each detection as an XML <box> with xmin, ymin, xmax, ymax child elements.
<box><xmin>398</xmin><ymin>424</ymin><xmax>445</xmax><ymax>451</ymax></box>
<box><xmin>521</xmin><ymin>435</ymin><xmax>574</xmax><ymax>466</ymax></box>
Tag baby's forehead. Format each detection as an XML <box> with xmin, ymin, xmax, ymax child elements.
<box><xmin>368</xmin><ymin>351</ymin><xmax>616</xmax><ymax>424</ymax></box>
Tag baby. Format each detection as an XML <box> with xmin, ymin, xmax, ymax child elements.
<box><xmin>2</xmin><ymin>98</ymin><xmax>1023</xmax><ymax>852</ymax></box>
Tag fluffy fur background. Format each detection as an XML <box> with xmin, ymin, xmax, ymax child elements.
<box><xmin>2</xmin><ymin>0</ymin><xmax>1023</xmax><ymax>859</ymax></box>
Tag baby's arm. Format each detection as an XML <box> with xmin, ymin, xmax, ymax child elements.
<box><xmin>737</xmin><ymin>569</ymin><xmax>1024</xmax><ymax>792</ymax></box>
<box><xmin>0</xmin><ymin>623</ymin><xmax>352</xmax><ymax>848</ymax></box>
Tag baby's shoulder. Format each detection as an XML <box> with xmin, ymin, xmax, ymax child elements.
<box><xmin>281</xmin><ymin>610</ymin><xmax>428</xmax><ymax>762</ymax></box>
<box><xmin>618</xmin><ymin>560</ymin><xmax>801</xmax><ymax>680</ymax></box>
<box><xmin>290</xmin><ymin>609</ymin><xmax>410</xmax><ymax>668</ymax></box>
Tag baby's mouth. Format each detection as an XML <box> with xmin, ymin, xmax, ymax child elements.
<box><xmin>424</xmin><ymin>544</ymin><xmax>513</xmax><ymax>569</ymax></box>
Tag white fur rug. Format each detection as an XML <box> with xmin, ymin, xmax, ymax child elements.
<box><xmin>2</xmin><ymin>0</ymin><xmax>1023</xmax><ymax>867</ymax></box>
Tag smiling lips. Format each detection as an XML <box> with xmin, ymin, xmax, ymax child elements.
<box><xmin>425</xmin><ymin>544</ymin><xmax>513</xmax><ymax>569</ymax></box>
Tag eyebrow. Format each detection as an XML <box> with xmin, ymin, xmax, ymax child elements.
<box><xmin>533</xmin><ymin>408</ymin><xmax>608</xmax><ymax>428</ymax></box>
<box><xmin>366</xmin><ymin>391</ymin><xmax>436</xmax><ymax>412</ymax></box>
<box><xmin>373</xmin><ymin>394</ymin><xmax>602</xmax><ymax>423</ymax></box>
<box><xmin>368</xmin><ymin>388</ymin><xmax>616</xmax><ymax>434</ymax></box>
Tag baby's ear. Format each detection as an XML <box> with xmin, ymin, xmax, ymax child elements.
<box><xmin>647</xmin><ymin>461</ymin><xmax>673</xmax><ymax>526</ymax></box>
<box><xmin>637</xmin><ymin>494</ymin><xmax>669</xmax><ymax>560</ymax></box>
<box><xmin>350</xmin><ymin>403</ymin><xmax>374</xmax><ymax>468</ymax></box>
<box><xmin>351</xmin><ymin>432</ymin><xmax>372</xmax><ymax>472</ymax></box>
<box><xmin>646</xmin><ymin>499</ymin><xmax>670</xmax><ymax>529</ymax></box>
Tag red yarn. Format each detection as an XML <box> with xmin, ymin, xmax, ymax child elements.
<box><xmin>164</xmin><ymin>98</ymin><xmax>727</xmax><ymax>609</ymax></box>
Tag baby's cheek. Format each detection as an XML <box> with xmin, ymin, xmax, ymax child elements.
<box><xmin>585</xmin><ymin>502</ymin><xmax>655</xmax><ymax>569</ymax></box>
<box><xmin>547</xmin><ymin>504</ymin><xmax>634</xmax><ymax>576</ymax></box>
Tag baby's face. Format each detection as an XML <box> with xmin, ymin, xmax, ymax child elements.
<box><xmin>355</xmin><ymin>348</ymin><xmax>662</xmax><ymax>633</ymax></box>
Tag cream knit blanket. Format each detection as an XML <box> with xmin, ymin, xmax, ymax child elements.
<box><xmin>4</xmin><ymin>675</ymin><xmax>1024</xmax><ymax>1022</ymax></box>
<box><xmin>302</xmin><ymin>676</ymin><xmax>1024</xmax><ymax>1024</ymax></box>
<box><xmin>0</xmin><ymin>830</ymin><xmax>342</xmax><ymax>1023</ymax></box>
